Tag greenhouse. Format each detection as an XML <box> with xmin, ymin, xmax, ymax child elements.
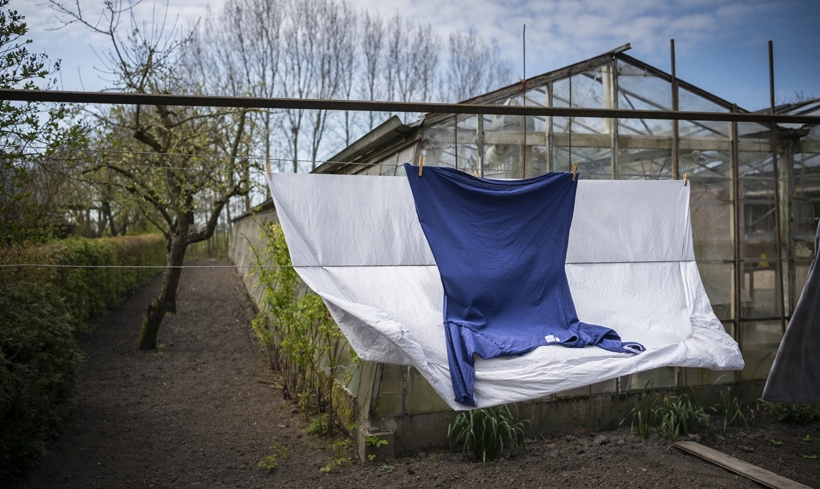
<box><xmin>232</xmin><ymin>44</ymin><xmax>820</xmax><ymax>457</ymax></box>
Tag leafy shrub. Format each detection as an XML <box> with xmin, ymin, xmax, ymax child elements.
<box><xmin>251</xmin><ymin>223</ymin><xmax>349</xmax><ymax>436</ymax></box>
<box><xmin>448</xmin><ymin>404</ymin><xmax>528</xmax><ymax>464</ymax></box>
<box><xmin>760</xmin><ymin>400</ymin><xmax>820</xmax><ymax>424</ymax></box>
<box><xmin>0</xmin><ymin>282</ymin><xmax>81</xmax><ymax>482</ymax></box>
<box><xmin>0</xmin><ymin>234</ymin><xmax>164</xmax><ymax>482</ymax></box>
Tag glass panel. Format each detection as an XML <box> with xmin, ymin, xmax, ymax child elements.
<box><xmin>555</xmin><ymin>385</ymin><xmax>591</xmax><ymax>398</ymax></box>
<box><xmin>591</xmin><ymin>379</ymin><xmax>617</xmax><ymax>395</ymax></box>
<box><xmin>685</xmin><ymin>368</ymin><xmax>735</xmax><ymax>386</ymax></box>
<box><xmin>698</xmin><ymin>262</ymin><xmax>735</xmax><ymax>320</ymax></box>
<box><xmin>375</xmin><ymin>364</ymin><xmax>405</xmax><ymax>416</ymax></box>
<box><xmin>617</xmin><ymin>149</ymin><xmax>671</xmax><ymax>180</ymax></box>
<box><xmin>616</xmin><ymin>60</ymin><xmax>672</xmax><ymax>113</ymax></box>
<box><xmin>455</xmin><ymin>114</ymin><xmax>479</xmax><ymax>175</ymax></box>
<box><xmin>620</xmin><ymin>367</ymin><xmax>677</xmax><ymax>392</ymax></box>
<box><xmin>422</xmin><ymin>123</ymin><xmax>456</xmax><ymax>169</ymax></box>
<box><xmin>795</xmin><ymin>261</ymin><xmax>812</xmax><ymax>300</ymax></box>
<box><xmin>741</xmin><ymin>321</ymin><xmax>783</xmax><ymax>381</ymax></box>
<box><xmin>678</xmin><ymin>89</ymin><xmax>729</xmax><ymax>138</ymax></box>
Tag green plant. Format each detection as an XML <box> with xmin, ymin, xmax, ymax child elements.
<box><xmin>258</xmin><ymin>442</ymin><xmax>289</xmax><ymax>472</ymax></box>
<box><xmin>308</xmin><ymin>414</ymin><xmax>329</xmax><ymax>437</ymax></box>
<box><xmin>251</xmin><ymin>223</ymin><xmax>350</xmax><ymax>436</ymax></box>
<box><xmin>366</xmin><ymin>435</ymin><xmax>389</xmax><ymax>449</ymax></box>
<box><xmin>759</xmin><ymin>400</ymin><xmax>820</xmax><ymax>424</ymax></box>
<box><xmin>448</xmin><ymin>404</ymin><xmax>528</xmax><ymax>465</ymax></box>
<box><xmin>720</xmin><ymin>387</ymin><xmax>749</xmax><ymax>432</ymax></box>
<box><xmin>319</xmin><ymin>438</ymin><xmax>353</xmax><ymax>473</ymax></box>
<box><xmin>378</xmin><ymin>464</ymin><xmax>395</xmax><ymax>472</ymax></box>
<box><xmin>368</xmin><ymin>454</ymin><xmax>377</xmax><ymax>462</ymax></box>
<box><xmin>655</xmin><ymin>393</ymin><xmax>711</xmax><ymax>440</ymax></box>
<box><xmin>621</xmin><ymin>383</ymin><xmax>658</xmax><ymax>439</ymax></box>
<box><xmin>803</xmin><ymin>454</ymin><xmax>817</xmax><ymax>460</ymax></box>
<box><xmin>770</xmin><ymin>439</ymin><xmax>783</xmax><ymax>446</ymax></box>
<box><xmin>0</xmin><ymin>282</ymin><xmax>81</xmax><ymax>482</ymax></box>
<box><xmin>802</xmin><ymin>435</ymin><xmax>812</xmax><ymax>442</ymax></box>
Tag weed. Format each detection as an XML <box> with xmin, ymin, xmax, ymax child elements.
<box><xmin>153</xmin><ymin>343</ymin><xmax>168</xmax><ymax>357</ymax></box>
<box><xmin>802</xmin><ymin>435</ymin><xmax>812</xmax><ymax>443</ymax></box>
<box><xmin>719</xmin><ymin>387</ymin><xmax>748</xmax><ymax>432</ymax></box>
<box><xmin>368</xmin><ymin>454</ymin><xmax>376</xmax><ymax>462</ymax></box>
<box><xmin>655</xmin><ymin>393</ymin><xmax>711</xmax><ymax>440</ymax></box>
<box><xmin>448</xmin><ymin>404</ymin><xmax>528</xmax><ymax>465</ymax></box>
<box><xmin>365</xmin><ymin>435</ymin><xmax>389</xmax><ymax>449</ymax></box>
<box><xmin>740</xmin><ymin>446</ymin><xmax>754</xmax><ymax>453</ymax></box>
<box><xmin>770</xmin><ymin>439</ymin><xmax>783</xmax><ymax>446</ymax></box>
<box><xmin>378</xmin><ymin>464</ymin><xmax>395</xmax><ymax>472</ymax></box>
<box><xmin>319</xmin><ymin>438</ymin><xmax>353</xmax><ymax>473</ymax></box>
<box><xmin>258</xmin><ymin>442</ymin><xmax>289</xmax><ymax>472</ymax></box>
<box><xmin>307</xmin><ymin>414</ymin><xmax>329</xmax><ymax>437</ymax></box>
<box><xmin>621</xmin><ymin>382</ymin><xmax>657</xmax><ymax>439</ymax></box>
<box><xmin>803</xmin><ymin>454</ymin><xmax>817</xmax><ymax>460</ymax></box>
<box><xmin>759</xmin><ymin>400</ymin><xmax>820</xmax><ymax>424</ymax></box>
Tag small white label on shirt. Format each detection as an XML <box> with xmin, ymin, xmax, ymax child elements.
<box><xmin>545</xmin><ymin>335</ymin><xmax>561</xmax><ymax>344</ymax></box>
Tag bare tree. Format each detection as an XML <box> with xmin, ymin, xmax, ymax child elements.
<box><xmin>48</xmin><ymin>0</ymin><xmax>252</xmax><ymax>349</ymax></box>
<box><xmin>446</xmin><ymin>29</ymin><xmax>512</xmax><ymax>102</ymax></box>
<box><xmin>360</xmin><ymin>11</ymin><xmax>383</xmax><ymax>131</ymax></box>
<box><xmin>335</xmin><ymin>2</ymin><xmax>358</xmax><ymax>146</ymax></box>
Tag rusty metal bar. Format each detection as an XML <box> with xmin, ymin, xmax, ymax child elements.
<box><xmin>731</xmin><ymin>104</ymin><xmax>743</xmax><ymax>382</ymax></box>
<box><xmin>4</xmin><ymin>89</ymin><xmax>818</xmax><ymax>124</ymax></box>
<box><xmin>671</xmin><ymin>39</ymin><xmax>680</xmax><ymax>180</ymax></box>
<box><xmin>454</xmin><ymin>115</ymin><xmax>458</xmax><ymax>170</ymax></box>
<box><xmin>769</xmin><ymin>41</ymin><xmax>787</xmax><ymax>334</ymax></box>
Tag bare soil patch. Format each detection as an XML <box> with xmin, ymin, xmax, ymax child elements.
<box><xmin>12</xmin><ymin>261</ymin><xmax>819</xmax><ymax>488</ymax></box>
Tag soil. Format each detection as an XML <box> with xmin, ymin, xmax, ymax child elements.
<box><xmin>11</xmin><ymin>260</ymin><xmax>820</xmax><ymax>489</ymax></box>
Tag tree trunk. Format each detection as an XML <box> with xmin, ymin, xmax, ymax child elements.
<box><xmin>138</xmin><ymin>231</ymin><xmax>186</xmax><ymax>350</ymax></box>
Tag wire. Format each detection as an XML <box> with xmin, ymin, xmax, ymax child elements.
<box><xmin>0</xmin><ymin>257</ymin><xmax>805</xmax><ymax>270</ymax></box>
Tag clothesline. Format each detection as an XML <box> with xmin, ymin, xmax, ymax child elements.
<box><xmin>0</xmin><ymin>257</ymin><xmax>802</xmax><ymax>269</ymax></box>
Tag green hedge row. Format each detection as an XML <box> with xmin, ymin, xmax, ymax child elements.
<box><xmin>0</xmin><ymin>235</ymin><xmax>165</xmax><ymax>483</ymax></box>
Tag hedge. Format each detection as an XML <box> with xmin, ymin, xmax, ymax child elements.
<box><xmin>0</xmin><ymin>234</ymin><xmax>166</xmax><ymax>483</ymax></box>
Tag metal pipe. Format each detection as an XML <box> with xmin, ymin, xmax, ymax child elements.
<box><xmin>769</xmin><ymin>40</ymin><xmax>787</xmax><ymax>334</ymax></box>
<box><xmin>731</xmin><ymin>104</ymin><xmax>743</xmax><ymax>381</ymax></box>
<box><xmin>671</xmin><ymin>39</ymin><xmax>680</xmax><ymax>180</ymax></box>
<box><xmin>2</xmin><ymin>88</ymin><xmax>819</xmax><ymax>124</ymax></box>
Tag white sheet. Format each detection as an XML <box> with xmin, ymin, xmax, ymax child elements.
<box><xmin>266</xmin><ymin>173</ymin><xmax>744</xmax><ymax>410</ymax></box>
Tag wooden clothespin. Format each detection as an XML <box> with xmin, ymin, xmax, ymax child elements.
<box><xmin>474</xmin><ymin>169</ymin><xmax>480</xmax><ymax>178</ymax></box>
<box><xmin>683</xmin><ymin>172</ymin><xmax>688</xmax><ymax>187</ymax></box>
<box><xmin>418</xmin><ymin>155</ymin><xmax>424</xmax><ymax>176</ymax></box>
<box><xmin>266</xmin><ymin>161</ymin><xmax>271</xmax><ymax>179</ymax></box>
<box><xmin>571</xmin><ymin>163</ymin><xmax>578</xmax><ymax>181</ymax></box>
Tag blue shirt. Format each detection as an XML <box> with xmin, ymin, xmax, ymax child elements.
<box><xmin>404</xmin><ymin>164</ymin><xmax>644</xmax><ymax>406</ymax></box>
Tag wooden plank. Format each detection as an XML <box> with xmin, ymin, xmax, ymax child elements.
<box><xmin>673</xmin><ymin>441</ymin><xmax>811</xmax><ymax>489</ymax></box>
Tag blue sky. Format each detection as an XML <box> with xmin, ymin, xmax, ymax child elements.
<box><xmin>15</xmin><ymin>0</ymin><xmax>820</xmax><ymax>111</ymax></box>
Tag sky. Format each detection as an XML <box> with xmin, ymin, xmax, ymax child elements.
<box><xmin>13</xmin><ymin>0</ymin><xmax>820</xmax><ymax>111</ymax></box>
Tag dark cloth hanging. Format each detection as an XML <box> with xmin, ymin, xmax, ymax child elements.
<box><xmin>404</xmin><ymin>164</ymin><xmax>643</xmax><ymax>406</ymax></box>
<box><xmin>763</xmin><ymin>219</ymin><xmax>820</xmax><ymax>404</ymax></box>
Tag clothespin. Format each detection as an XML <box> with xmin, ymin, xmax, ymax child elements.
<box><xmin>418</xmin><ymin>155</ymin><xmax>424</xmax><ymax>176</ymax></box>
<box><xmin>474</xmin><ymin>169</ymin><xmax>479</xmax><ymax>178</ymax></box>
<box><xmin>266</xmin><ymin>161</ymin><xmax>271</xmax><ymax>179</ymax></box>
<box><xmin>571</xmin><ymin>163</ymin><xmax>578</xmax><ymax>181</ymax></box>
<box><xmin>683</xmin><ymin>173</ymin><xmax>688</xmax><ymax>187</ymax></box>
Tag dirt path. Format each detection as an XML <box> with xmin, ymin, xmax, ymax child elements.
<box><xmin>12</xmin><ymin>261</ymin><xmax>819</xmax><ymax>488</ymax></box>
<box><xmin>12</xmin><ymin>261</ymin><xmax>307</xmax><ymax>488</ymax></box>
